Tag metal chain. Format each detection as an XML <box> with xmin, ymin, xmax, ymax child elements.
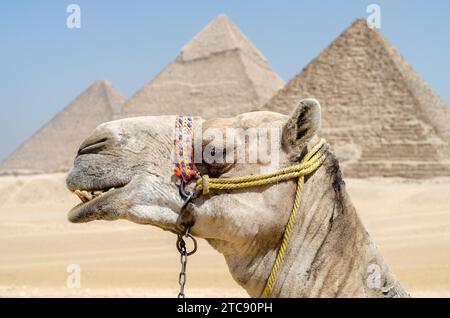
<box><xmin>176</xmin><ymin>228</ymin><xmax>197</xmax><ymax>298</ymax></box>
<box><xmin>176</xmin><ymin>181</ymin><xmax>198</xmax><ymax>298</ymax></box>
<box><xmin>177</xmin><ymin>234</ymin><xmax>188</xmax><ymax>298</ymax></box>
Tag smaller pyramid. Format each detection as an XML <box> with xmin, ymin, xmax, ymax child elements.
<box><xmin>0</xmin><ymin>80</ymin><xmax>125</xmax><ymax>174</ymax></box>
<box><xmin>263</xmin><ymin>19</ymin><xmax>450</xmax><ymax>178</ymax></box>
<box><xmin>119</xmin><ymin>15</ymin><xmax>284</xmax><ymax>119</ymax></box>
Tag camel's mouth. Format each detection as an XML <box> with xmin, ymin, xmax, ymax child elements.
<box><xmin>72</xmin><ymin>187</ymin><xmax>116</xmax><ymax>203</ymax></box>
<box><xmin>68</xmin><ymin>181</ymin><xmax>129</xmax><ymax>223</ymax></box>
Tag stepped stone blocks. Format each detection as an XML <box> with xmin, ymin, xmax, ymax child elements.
<box><xmin>119</xmin><ymin>15</ymin><xmax>284</xmax><ymax>119</ymax></box>
<box><xmin>0</xmin><ymin>81</ymin><xmax>125</xmax><ymax>174</ymax></box>
<box><xmin>263</xmin><ymin>19</ymin><xmax>450</xmax><ymax>178</ymax></box>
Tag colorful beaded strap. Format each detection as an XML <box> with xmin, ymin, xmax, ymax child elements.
<box><xmin>174</xmin><ymin>115</ymin><xmax>198</xmax><ymax>183</ymax></box>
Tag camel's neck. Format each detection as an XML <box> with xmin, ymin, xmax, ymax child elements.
<box><xmin>219</xmin><ymin>153</ymin><xmax>409</xmax><ymax>298</ymax></box>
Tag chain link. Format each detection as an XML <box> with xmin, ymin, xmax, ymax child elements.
<box><xmin>177</xmin><ymin>234</ymin><xmax>188</xmax><ymax>298</ymax></box>
<box><xmin>176</xmin><ymin>180</ymin><xmax>198</xmax><ymax>298</ymax></box>
<box><xmin>176</xmin><ymin>228</ymin><xmax>197</xmax><ymax>298</ymax></box>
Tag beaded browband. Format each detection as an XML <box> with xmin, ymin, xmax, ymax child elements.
<box><xmin>174</xmin><ymin>115</ymin><xmax>199</xmax><ymax>183</ymax></box>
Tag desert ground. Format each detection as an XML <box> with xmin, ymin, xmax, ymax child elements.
<box><xmin>0</xmin><ymin>173</ymin><xmax>449</xmax><ymax>297</ymax></box>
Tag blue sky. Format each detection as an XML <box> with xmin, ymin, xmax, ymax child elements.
<box><xmin>1</xmin><ymin>1</ymin><xmax>449</xmax><ymax>161</ymax></box>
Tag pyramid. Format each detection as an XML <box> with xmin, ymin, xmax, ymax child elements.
<box><xmin>119</xmin><ymin>15</ymin><xmax>284</xmax><ymax>119</ymax></box>
<box><xmin>263</xmin><ymin>19</ymin><xmax>450</xmax><ymax>178</ymax></box>
<box><xmin>0</xmin><ymin>80</ymin><xmax>125</xmax><ymax>174</ymax></box>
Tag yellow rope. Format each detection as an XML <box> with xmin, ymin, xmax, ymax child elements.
<box><xmin>195</xmin><ymin>139</ymin><xmax>328</xmax><ymax>297</ymax></box>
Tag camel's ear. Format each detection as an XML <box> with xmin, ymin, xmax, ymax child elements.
<box><xmin>282</xmin><ymin>98</ymin><xmax>321</xmax><ymax>153</ymax></box>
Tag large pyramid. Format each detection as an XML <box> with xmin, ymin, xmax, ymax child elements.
<box><xmin>0</xmin><ymin>80</ymin><xmax>125</xmax><ymax>174</ymax></box>
<box><xmin>263</xmin><ymin>19</ymin><xmax>450</xmax><ymax>178</ymax></box>
<box><xmin>119</xmin><ymin>15</ymin><xmax>284</xmax><ymax>119</ymax></box>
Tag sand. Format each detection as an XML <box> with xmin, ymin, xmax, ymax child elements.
<box><xmin>0</xmin><ymin>174</ymin><xmax>449</xmax><ymax>297</ymax></box>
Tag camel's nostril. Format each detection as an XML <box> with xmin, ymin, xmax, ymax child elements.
<box><xmin>78</xmin><ymin>137</ymin><xmax>108</xmax><ymax>155</ymax></box>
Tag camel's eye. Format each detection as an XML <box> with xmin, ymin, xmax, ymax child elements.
<box><xmin>210</xmin><ymin>147</ymin><xmax>216</xmax><ymax>157</ymax></box>
<box><xmin>202</xmin><ymin>145</ymin><xmax>234</xmax><ymax>177</ymax></box>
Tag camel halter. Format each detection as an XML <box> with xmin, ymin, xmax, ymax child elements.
<box><xmin>173</xmin><ymin>115</ymin><xmax>328</xmax><ymax>298</ymax></box>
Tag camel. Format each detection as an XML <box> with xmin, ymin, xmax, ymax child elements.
<box><xmin>66</xmin><ymin>99</ymin><xmax>409</xmax><ymax>298</ymax></box>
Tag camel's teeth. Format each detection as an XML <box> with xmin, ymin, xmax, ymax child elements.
<box><xmin>92</xmin><ymin>190</ymin><xmax>105</xmax><ymax>199</ymax></box>
<box><xmin>73</xmin><ymin>188</ymin><xmax>114</xmax><ymax>203</ymax></box>
<box><xmin>80</xmin><ymin>190</ymin><xmax>93</xmax><ymax>201</ymax></box>
<box><xmin>74</xmin><ymin>190</ymin><xmax>88</xmax><ymax>203</ymax></box>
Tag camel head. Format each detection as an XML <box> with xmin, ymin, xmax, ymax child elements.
<box><xmin>66</xmin><ymin>99</ymin><xmax>321</xmax><ymax>236</ymax></box>
<box><xmin>66</xmin><ymin>98</ymin><xmax>408</xmax><ymax>298</ymax></box>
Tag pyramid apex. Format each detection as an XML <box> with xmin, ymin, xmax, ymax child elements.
<box><xmin>119</xmin><ymin>14</ymin><xmax>284</xmax><ymax>119</ymax></box>
<box><xmin>94</xmin><ymin>79</ymin><xmax>110</xmax><ymax>85</ymax></box>
<box><xmin>352</xmin><ymin>18</ymin><xmax>370</xmax><ymax>25</ymax></box>
<box><xmin>90</xmin><ymin>79</ymin><xmax>113</xmax><ymax>89</ymax></box>
<box><xmin>85</xmin><ymin>80</ymin><xmax>123</xmax><ymax>98</ymax></box>
<box><xmin>75</xmin><ymin>80</ymin><xmax>125</xmax><ymax>117</ymax></box>
<box><xmin>212</xmin><ymin>13</ymin><xmax>231</xmax><ymax>21</ymax></box>
<box><xmin>346</xmin><ymin>18</ymin><xmax>381</xmax><ymax>35</ymax></box>
<box><xmin>0</xmin><ymin>80</ymin><xmax>126</xmax><ymax>174</ymax></box>
<box><xmin>180</xmin><ymin>14</ymin><xmax>267</xmax><ymax>63</ymax></box>
<box><xmin>263</xmin><ymin>18</ymin><xmax>450</xmax><ymax>178</ymax></box>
